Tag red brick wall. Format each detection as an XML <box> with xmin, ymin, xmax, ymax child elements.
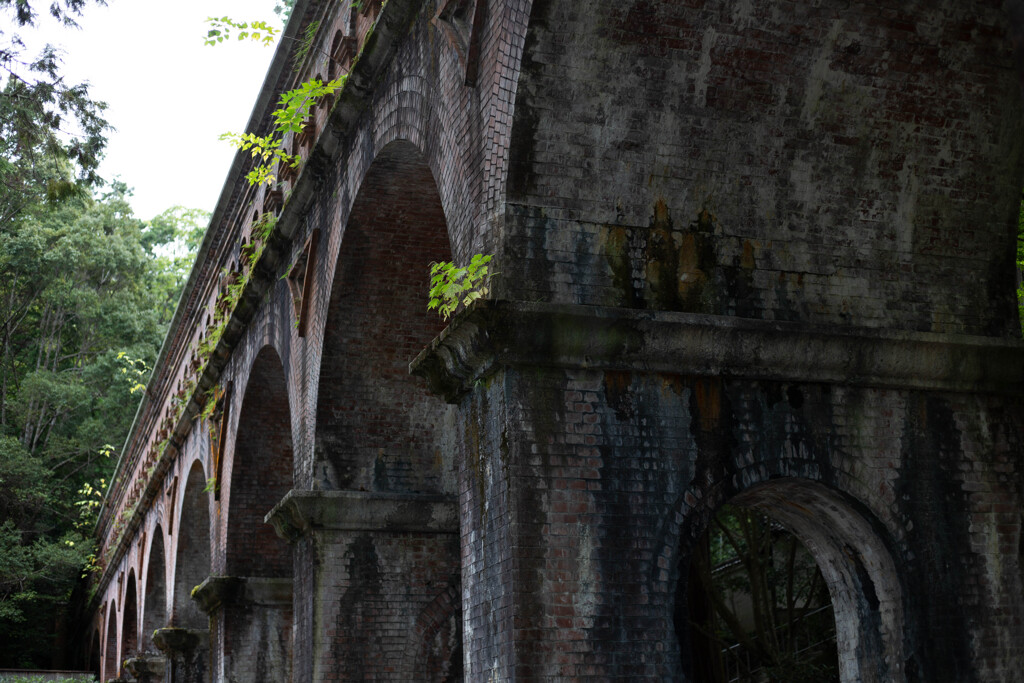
<box><xmin>459</xmin><ymin>366</ymin><xmax>1024</xmax><ymax>680</ymax></box>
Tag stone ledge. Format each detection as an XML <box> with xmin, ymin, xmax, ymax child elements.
<box><xmin>192</xmin><ymin>576</ymin><xmax>292</xmax><ymax>614</ymax></box>
<box><xmin>410</xmin><ymin>300</ymin><xmax>1024</xmax><ymax>401</ymax></box>
<box><xmin>152</xmin><ymin>627</ymin><xmax>208</xmax><ymax>655</ymax></box>
<box><xmin>265</xmin><ymin>489</ymin><xmax>459</xmax><ymax>542</ymax></box>
<box><xmin>124</xmin><ymin>654</ymin><xmax>166</xmax><ymax>682</ymax></box>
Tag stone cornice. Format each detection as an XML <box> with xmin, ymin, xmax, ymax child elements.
<box><xmin>410</xmin><ymin>300</ymin><xmax>1024</xmax><ymax>401</ymax></box>
<box><xmin>265</xmin><ymin>490</ymin><xmax>459</xmax><ymax>542</ymax></box>
<box><xmin>152</xmin><ymin>628</ymin><xmax>208</xmax><ymax>655</ymax></box>
<box><xmin>192</xmin><ymin>576</ymin><xmax>292</xmax><ymax>614</ymax></box>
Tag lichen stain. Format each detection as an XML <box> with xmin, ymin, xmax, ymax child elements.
<box><xmin>676</xmin><ymin>208</ymin><xmax>718</xmax><ymax>313</ymax></box>
<box><xmin>464</xmin><ymin>399</ymin><xmax>486</xmax><ymax>523</ymax></box>
<box><xmin>660</xmin><ymin>374</ymin><xmax>686</xmax><ymax>397</ymax></box>
<box><xmin>694</xmin><ymin>378</ymin><xmax>722</xmax><ymax>433</ymax></box>
<box><xmin>600</xmin><ymin>225</ymin><xmax>640</xmax><ymax>308</ymax></box>
<box><xmin>676</xmin><ymin>232</ymin><xmax>710</xmax><ymax>311</ymax></box>
<box><xmin>740</xmin><ymin>239</ymin><xmax>756</xmax><ymax>271</ymax></box>
<box><xmin>603</xmin><ymin>371</ymin><xmax>635</xmax><ymax>422</ymax></box>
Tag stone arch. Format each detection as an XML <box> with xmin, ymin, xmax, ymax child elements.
<box><xmin>173</xmin><ymin>459</ymin><xmax>211</xmax><ymax>629</ymax></box>
<box><xmin>103</xmin><ymin>601</ymin><xmax>117</xmax><ymax>682</ymax></box>
<box><xmin>121</xmin><ymin>570</ymin><xmax>139</xmax><ymax>669</ymax></box>
<box><xmin>314</xmin><ymin>139</ymin><xmax>455</xmax><ymax>494</ymax></box>
<box><xmin>399</xmin><ymin>583</ymin><xmax>462</xmax><ymax>681</ymax></box>
<box><xmin>678</xmin><ymin>478</ymin><xmax>905</xmax><ymax>683</ymax></box>
<box><xmin>360</xmin><ymin>81</ymin><xmax>477</xmax><ymax>260</ymax></box>
<box><xmin>226</xmin><ymin>345</ymin><xmax>294</xmax><ymax>577</ymax></box>
<box><xmin>88</xmin><ymin>628</ymin><xmax>101</xmax><ymax>679</ymax></box>
<box><xmin>142</xmin><ymin>524</ymin><xmax>167</xmax><ymax>651</ymax></box>
<box><xmin>297</xmin><ymin>137</ymin><xmax>463</xmax><ymax>679</ymax></box>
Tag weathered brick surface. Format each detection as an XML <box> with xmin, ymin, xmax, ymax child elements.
<box><xmin>80</xmin><ymin>0</ymin><xmax>1024</xmax><ymax>681</ymax></box>
<box><xmin>453</xmin><ymin>363</ymin><xmax>1023</xmax><ymax>680</ymax></box>
<box><xmin>502</xmin><ymin>0</ymin><xmax>1024</xmax><ymax>337</ymax></box>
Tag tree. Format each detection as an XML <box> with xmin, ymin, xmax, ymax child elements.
<box><xmin>0</xmin><ymin>182</ymin><xmax>201</xmax><ymax>667</ymax></box>
<box><xmin>0</xmin><ymin>0</ymin><xmax>110</xmax><ymax>223</ymax></box>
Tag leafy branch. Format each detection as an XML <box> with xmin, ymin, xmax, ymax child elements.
<box><xmin>220</xmin><ymin>77</ymin><xmax>345</xmax><ymax>186</ymax></box>
<box><xmin>428</xmin><ymin>254</ymin><xmax>493</xmax><ymax>320</ymax></box>
<box><xmin>204</xmin><ymin>17</ymin><xmax>281</xmax><ymax>46</ymax></box>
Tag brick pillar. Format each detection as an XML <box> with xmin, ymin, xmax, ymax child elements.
<box><xmin>152</xmin><ymin>627</ymin><xmax>208</xmax><ymax>683</ymax></box>
<box><xmin>192</xmin><ymin>576</ymin><xmax>293</xmax><ymax>682</ymax></box>
<box><xmin>123</xmin><ymin>654</ymin><xmax>166</xmax><ymax>683</ymax></box>
<box><xmin>266</xmin><ymin>490</ymin><xmax>461</xmax><ymax>682</ymax></box>
<box><xmin>413</xmin><ymin>301</ymin><xmax>695</xmax><ymax>679</ymax></box>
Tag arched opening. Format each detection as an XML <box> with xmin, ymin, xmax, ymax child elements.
<box><xmin>142</xmin><ymin>525</ymin><xmax>167</xmax><ymax>651</ymax></box>
<box><xmin>315</xmin><ymin>140</ymin><xmax>454</xmax><ymax>494</ymax></box>
<box><xmin>89</xmin><ymin>629</ymin><xmax>100</xmax><ymax>679</ymax></box>
<box><xmin>215</xmin><ymin>347</ymin><xmax>295</xmax><ymax>682</ymax></box>
<box><xmin>121</xmin><ymin>571</ymin><xmax>139</xmax><ymax>670</ymax></box>
<box><xmin>679</xmin><ymin>479</ymin><xmax>904</xmax><ymax>683</ymax></box>
<box><xmin>227</xmin><ymin>346</ymin><xmax>293</xmax><ymax>577</ymax></box>
<box><xmin>173</xmin><ymin>460</ymin><xmax>211</xmax><ymax>629</ymax></box>
<box><xmin>687</xmin><ymin>504</ymin><xmax>838</xmax><ymax>682</ymax></box>
<box><xmin>308</xmin><ymin>139</ymin><xmax>462</xmax><ymax>678</ymax></box>
<box><xmin>103</xmin><ymin>602</ymin><xmax>117</xmax><ymax>682</ymax></box>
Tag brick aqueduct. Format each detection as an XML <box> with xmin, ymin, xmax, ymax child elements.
<box><xmin>75</xmin><ymin>0</ymin><xmax>1024</xmax><ymax>681</ymax></box>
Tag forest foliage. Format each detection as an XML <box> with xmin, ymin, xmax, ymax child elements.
<box><xmin>0</xmin><ymin>1</ymin><xmax>209</xmax><ymax>666</ymax></box>
<box><xmin>0</xmin><ymin>183</ymin><xmax>205</xmax><ymax>666</ymax></box>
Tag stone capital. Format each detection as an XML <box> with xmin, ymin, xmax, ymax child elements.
<box><xmin>124</xmin><ymin>654</ymin><xmax>166</xmax><ymax>682</ymax></box>
<box><xmin>152</xmin><ymin>627</ymin><xmax>208</xmax><ymax>655</ymax></box>
<box><xmin>192</xmin><ymin>575</ymin><xmax>293</xmax><ymax>614</ymax></box>
<box><xmin>410</xmin><ymin>299</ymin><xmax>1024</xmax><ymax>401</ymax></box>
<box><xmin>191</xmin><ymin>576</ymin><xmax>243</xmax><ymax>615</ymax></box>
<box><xmin>265</xmin><ymin>489</ymin><xmax>458</xmax><ymax>542</ymax></box>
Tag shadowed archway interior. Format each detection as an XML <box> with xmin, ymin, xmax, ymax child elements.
<box><xmin>142</xmin><ymin>527</ymin><xmax>166</xmax><ymax>651</ymax></box>
<box><xmin>680</xmin><ymin>479</ymin><xmax>904</xmax><ymax>683</ymax></box>
<box><xmin>173</xmin><ymin>461</ymin><xmax>211</xmax><ymax>629</ymax></box>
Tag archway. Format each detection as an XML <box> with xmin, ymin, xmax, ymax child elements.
<box><xmin>687</xmin><ymin>504</ymin><xmax>838</xmax><ymax>682</ymax></box>
<box><xmin>103</xmin><ymin>602</ymin><xmax>117</xmax><ymax>682</ymax></box>
<box><xmin>303</xmin><ymin>139</ymin><xmax>462</xmax><ymax>679</ymax></box>
<box><xmin>88</xmin><ymin>629</ymin><xmax>100</xmax><ymax>679</ymax></box>
<box><xmin>680</xmin><ymin>479</ymin><xmax>904</xmax><ymax>683</ymax></box>
<box><xmin>173</xmin><ymin>460</ymin><xmax>211</xmax><ymax>629</ymax></box>
<box><xmin>315</xmin><ymin>139</ymin><xmax>454</xmax><ymax>494</ymax></box>
<box><xmin>227</xmin><ymin>346</ymin><xmax>293</xmax><ymax>577</ymax></box>
<box><xmin>215</xmin><ymin>345</ymin><xmax>295</xmax><ymax>682</ymax></box>
<box><xmin>121</xmin><ymin>571</ymin><xmax>138</xmax><ymax>670</ymax></box>
<box><xmin>142</xmin><ymin>525</ymin><xmax>167</xmax><ymax>651</ymax></box>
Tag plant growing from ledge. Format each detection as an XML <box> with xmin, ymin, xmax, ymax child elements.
<box><xmin>220</xmin><ymin>77</ymin><xmax>346</xmax><ymax>186</ymax></box>
<box><xmin>207</xmin><ymin>15</ymin><xmax>346</xmax><ymax>186</ymax></box>
<box><xmin>428</xmin><ymin>254</ymin><xmax>493</xmax><ymax>320</ymax></box>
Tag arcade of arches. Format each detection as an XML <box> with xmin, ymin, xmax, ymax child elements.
<box><xmin>78</xmin><ymin>0</ymin><xmax>1024</xmax><ymax>681</ymax></box>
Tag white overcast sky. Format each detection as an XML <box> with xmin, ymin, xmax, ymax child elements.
<box><xmin>21</xmin><ymin>0</ymin><xmax>280</xmax><ymax>220</ymax></box>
